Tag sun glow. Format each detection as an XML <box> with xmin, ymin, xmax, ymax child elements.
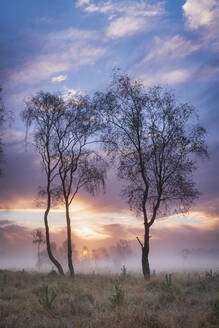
<box><xmin>82</xmin><ymin>247</ymin><xmax>89</xmax><ymax>257</ymax></box>
<box><xmin>74</xmin><ymin>225</ymin><xmax>109</xmax><ymax>240</ymax></box>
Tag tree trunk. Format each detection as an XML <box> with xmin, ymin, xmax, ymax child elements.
<box><xmin>44</xmin><ymin>183</ymin><xmax>64</xmax><ymax>275</ymax></box>
<box><xmin>44</xmin><ymin>209</ymin><xmax>65</xmax><ymax>275</ymax></box>
<box><xmin>142</xmin><ymin>226</ymin><xmax>150</xmax><ymax>280</ymax></box>
<box><xmin>65</xmin><ymin>203</ymin><xmax>75</xmax><ymax>277</ymax></box>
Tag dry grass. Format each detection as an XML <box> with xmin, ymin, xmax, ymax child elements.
<box><xmin>0</xmin><ymin>269</ymin><xmax>218</xmax><ymax>327</ymax></box>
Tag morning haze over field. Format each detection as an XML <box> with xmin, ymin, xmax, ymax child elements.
<box><xmin>0</xmin><ymin>0</ymin><xmax>219</xmax><ymax>274</ymax></box>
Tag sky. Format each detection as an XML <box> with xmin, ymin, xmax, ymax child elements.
<box><xmin>0</xmin><ymin>0</ymin><xmax>219</xmax><ymax>270</ymax></box>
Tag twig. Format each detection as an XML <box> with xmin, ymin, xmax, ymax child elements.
<box><xmin>136</xmin><ymin>236</ymin><xmax>143</xmax><ymax>248</ymax></box>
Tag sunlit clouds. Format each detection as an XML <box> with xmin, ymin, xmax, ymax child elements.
<box><xmin>183</xmin><ymin>0</ymin><xmax>219</xmax><ymax>30</ymax></box>
<box><xmin>0</xmin><ymin>0</ymin><xmax>219</xmax><ymax>270</ymax></box>
<box><xmin>51</xmin><ymin>75</ymin><xmax>68</xmax><ymax>83</ymax></box>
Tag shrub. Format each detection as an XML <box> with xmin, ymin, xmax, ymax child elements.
<box><xmin>38</xmin><ymin>285</ymin><xmax>57</xmax><ymax>310</ymax></box>
<box><xmin>212</xmin><ymin>298</ymin><xmax>219</xmax><ymax>319</ymax></box>
<box><xmin>109</xmin><ymin>280</ymin><xmax>126</xmax><ymax>307</ymax></box>
<box><xmin>121</xmin><ymin>265</ymin><xmax>127</xmax><ymax>278</ymax></box>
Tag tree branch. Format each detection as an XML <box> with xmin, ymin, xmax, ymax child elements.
<box><xmin>136</xmin><ymin>236</ymin><xmax>143</xmax><ymax>248</ymax></box>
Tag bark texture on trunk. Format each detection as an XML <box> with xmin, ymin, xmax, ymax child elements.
<box><xmin>65</xmin><ymin>203</ymin><xmax>75</xmax><ymax>277</ymax></box>
<box><xmin>44</xmin><ymin>209</ymin><xmax>65</xmax><ymax>275</ymax></box>
<box><xmin>44</xmin><ymin>182</ymin><xmax>64</xmax><ymax>275</ymax></box>
<box><xmin>142</xmin><ymin>226</ymin><xmax>150</xmax><ymax>280</ymax></box>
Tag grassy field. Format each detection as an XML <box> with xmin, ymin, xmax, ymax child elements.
<box><xmin>0</xmin><ymin>269</ymin><xmax>219</xmax><ymax>327</ymax></box>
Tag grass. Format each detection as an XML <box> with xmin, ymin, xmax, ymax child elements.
<box><xmin>0</xmin><ymin>269</ymin><xmax>218</xmax><ymax>327</ymax></box>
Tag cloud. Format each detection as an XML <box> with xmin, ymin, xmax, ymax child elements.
<box><xmin>0</xmin><ymin>220</ymin><xmax>33</xmax><ymax>256</ymax></box>
<box><xmin>160</xmin><ymin>69</ymin><xmax>191</xmax><ymax>84</ymax></box>
<box><xmin>34</xmin><ymin>16</ymin><xmax>53</xmax><ymax>24</ymax></box>
<box><xmin>7</xmin><ymin>27</ymin><xmax>106</xmax><ymax>86</ymax></box>
<box><xmin>133</xmin><ymin>33</ymin><xmax>219</xmax><ymax>86</ymax></box>
<box><xmin>0</xmin><ymin>220</ymin><xmax>13</xmax><ymax>226</ymax></box>
<box><xmin>48</xmin><ymin>27</ymin><xmax>99</xmax><ymax>42</ymax></box>
<box><xmin>51</xmin><ymin>74</ymin><xmax>67</xmax><ymax>83</ymax></box>
<box><xmin>195</xmin><ymin>198</ymin><xmax>219</xmax><ymax>219</ymax></box>
<box><xmin>76</xmin><ymin>0</ymin><xmax>91</xmax><ymax>7</ymax></box>
<box><xmin>100</xmin><ymin>223</ymin><xmax>142</xmax><ymax>241</ymax></box>
<box><xmin>183</xmin><ymin>0</ymin><xmax>219</xmax><ymax>29</ymax></box>
<box><xmin>138</xmin><ymin>68</ymin><xmax>191</xmax><ymax>86</ymax></box>
<box><xmin>0</xmin><ymin>135</ymin><xmax>42</xmax><ymax>209</ymax></box>
<box><xmin>77</xmin><ymin>0</ymin><xmax>164</xmax><ymax>17</ymax></box>
<box><xmin>183</xmin><ymin>0</ymin><xmax>219</xmax><ymax>49</ymax></box>
<box><xmin>150</xmin><ymin>223</ymin><xmax>219</xmax><ymax>255</ymax></box>
<box><xmin>76</xmin><ymin>0</ymin><xmax>165</xmax><ymax>38</ymax></box>
<box><xmin>106</xmin><ymin>16</ymin><xmax>146</xmax><ymax>38</ymax></box>
<box><xmin>132</xmin><ymin>34</ymin><xmax>199</xmax><ymax>86</ymax></box>
<box><xmin>8</xmin><ymin>40</ymin><xmax>106</xmax><ymax>86</ymax></box>
<box><xmin>142</xmin><ymin>35</ymin><xmax>200</xmax><ymax>64</ymax></box>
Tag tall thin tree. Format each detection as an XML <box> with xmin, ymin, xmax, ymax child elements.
<box><xmin>54</xmin><ymin>95</ymin><xmax>106</xmax><ymax>277</ymax></box>
<box><xmin>22</xmin><ymin>93</ymin><xmax>65</xmax><ymax>275</ymax></box>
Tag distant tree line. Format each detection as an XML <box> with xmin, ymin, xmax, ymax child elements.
<box><xmin>32</xmin><ymin>231</ymin><xmax>132</xmax><ymax>273</ymax></box>
<box><xmin>23</xmin><ymin>71</ymin><xmax>208</xmax><ymax>280</ymax></box>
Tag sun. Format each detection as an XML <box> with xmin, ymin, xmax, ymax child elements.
<box><xmin>82</xmin><ymin>248</ymin><xmax>89</xmax><ymax>257</ymax></box>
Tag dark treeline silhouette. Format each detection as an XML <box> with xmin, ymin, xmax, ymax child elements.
<box><xmin>23</xmin><ymin>71</ymin><xmax>208</xmax><ymax>279</ymax></box>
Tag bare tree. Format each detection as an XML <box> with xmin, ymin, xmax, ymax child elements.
<box><xmin>22</xmin><ymin>93</ymin><xmax>65</xmax><ymax>275</ymax></box>
<box><xmin>32</xmin><ymin>229</ymin><xmax>45</xmax><ymax>270</ymax></box>
<box><xmin>23</xmin><ymin>92</ymin><xmax>106</xmax><ymax>277</ymax></box>
<box><xmin>95</xmin><ymin>72</ymin><xmax>208</xmax><ymax>279</ymax></box>
<box><xmin>53</xmin><ymin>95</ymin><xmax>107</xmax><ymax>277</ymax></box>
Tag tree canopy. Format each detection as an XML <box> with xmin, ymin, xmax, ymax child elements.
<box><xmin>94</xmin><ymin>72</ymin><xmax>208</xmax><ymax>278</ymax></box>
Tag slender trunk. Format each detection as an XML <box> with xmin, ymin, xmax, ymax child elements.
<box><xmin>65</xmin><ymin>202</ymin><xmax>75</xmax><ymax>277</ymax></box>
<box><xmin>44</xmin><ymin>181</ymin><xmax>64</xmax><ymax>275</ymax></box>
<box><xmin>142</xmin><ymin>225</ymin><xmax>150</xmax><ymax>280</ymax></box>
<box><xmin>44</xmin><ymin>210</ymin><xmax>64</xmax><ymax>275</ymax></box>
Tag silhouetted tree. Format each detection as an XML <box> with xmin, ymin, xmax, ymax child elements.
<box><xmin>95</xmin><ymin>72</ymin><xmax>208</xmax><ymax>279</ymax></box>
<box><xmin>23</xmin><ymin>92</ymin><xmax>106</xmax><ymax>277</ymax></box>
<box><xmin>22</xmin><ymin>93</ymin><xmax>65</xmax><ymax>275</ymax></box>
<box><xmin>32</xmin><ymin>229</ymin><xmax>45</xmax><ymax>270</ymax></box>
<box><xmin>53</xmin><ymin>95</ymin><xmax>107</xmax><ymax>277</ymax></box>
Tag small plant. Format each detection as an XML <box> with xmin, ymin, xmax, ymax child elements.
<box><xmin>121</xmin><ymin>265</ymin><xmax>127</xmax><ymax>278</ymax></box>
<box><xmin>38</xmin><ymin>285</ymin><xmax>57</xmax><ymax>310</ymax></box>
<box><xmin>162</xmin><ymin>273</ymin><xmax>180</xmax><ymax>295</ymax></box>
<box><xmin>212</xmin><ymin>298</ymin><xmax>219</xmax><ymax>319</ymax></box>
<box><xmin>109</xmin><ymin>280</ymin><xmax>126</xmax><ymax>307</ymax></box>
<box><xmin>205</xmin><ymin>269</ymin><xmax>214</xmax><ymax>281</ymax></box>
<box><xmin>198</xmin><ymin>275</ymin><xmax>207</xmax><ymax>291</ymax></box>
<box><xmin>165</xmin><ymin>274</ymin><xmax>172</xmax><ymax>287</ymax></box>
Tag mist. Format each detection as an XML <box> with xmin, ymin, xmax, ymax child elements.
<box><xmin>1</xmin><ymin>240</ymin><xmax>218</xmax><ymax>274</ymax></box>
